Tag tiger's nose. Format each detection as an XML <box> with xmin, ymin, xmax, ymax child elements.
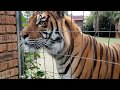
<box><xmin>22</xmin><ymin>34</ymin><xmax>29</xmax><ymax>39</ymax></box>
<box><xmin>20</xmin><ymin>31</ymin><xmax>29</xmax><ymax>39</ymax></box>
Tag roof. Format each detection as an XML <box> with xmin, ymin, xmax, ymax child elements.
<box><xmin>72</xmin><ymin>16</ymin><xmax>84</xmax><ymax>20</ymax></box>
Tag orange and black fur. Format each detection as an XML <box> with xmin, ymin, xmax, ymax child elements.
<box><xmin>20</xmin><ymin>11</ymin><xmax>120</xmax><ymax>79</ymax></box>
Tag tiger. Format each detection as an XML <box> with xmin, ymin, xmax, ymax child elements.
<box><xmin>20</xmin><ymin>11</ymin><xmax>120</xmax><ymax>79</ymax></box>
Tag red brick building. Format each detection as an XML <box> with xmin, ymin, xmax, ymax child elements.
<box><xmin>72</xmin><ymin>15</ymin><xmax>84</xmax><ymax>30</ymax></box>
<box><xmin>0</xmin><ymin>11</ymin><xmax>19</xmax><ymax>79</ymax></box>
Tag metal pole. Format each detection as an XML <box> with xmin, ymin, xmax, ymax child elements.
<box><xmin>16</xmin><ymin>11</ymin><xmax>24</xmax><ymax>79</ymax></box>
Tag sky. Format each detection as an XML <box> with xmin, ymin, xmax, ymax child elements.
<box><xmin>68</xmin><ymin>11</ymin><xmax>91</xmax><ymax>16</ymax></box>
<box><xmin>22</xmin><ymin>11</ymin><xmax>91</xmax><ymax>18</ymax></box>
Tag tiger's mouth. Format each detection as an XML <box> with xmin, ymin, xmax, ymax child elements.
<box><xmin>22</xmin><ymin>36</ymin><xmax>52</xmax><ymax>52</ymax></box>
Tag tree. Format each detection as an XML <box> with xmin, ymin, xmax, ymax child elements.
<box><xmin>115</xmin><ymin>18</ymin><xmax>120</xmax><ymax>38</ymax></box>
<box><xmin>84</xmin><ymin>11</ymin><xmax>120</xmax><ymax>38</ymax></box>
<box><xmin>22</xmin><ymin>11</ymin><xmax>33</xmax><ymax>21</ymax></box>
<box><xmin>92</xmin><ymin>11</ymin><xmax>100</xmax><ymax>36</ymax></box>
<box><xmin>98</xmin><ymin>11</ymin><xmax>120</xmax><ymax>38</ymax></box>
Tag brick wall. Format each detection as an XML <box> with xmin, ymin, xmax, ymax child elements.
<box><xmin>74</xmin><ymin>20</ymin><xmax>83</xmax><ymax>30</ymax></box>
<box><xmin>0</xmin><ymin>11</ymin><xmax>19</xmax><ymax>79</ymax></box>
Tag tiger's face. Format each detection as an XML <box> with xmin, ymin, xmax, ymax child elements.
<box><xmin>20</xmin><ymin>11</ymin><xmax>65</xmax><ymax>54</ymax></box>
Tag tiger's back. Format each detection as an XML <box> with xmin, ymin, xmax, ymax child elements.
<box><xmin>70</xmin><ymin>34</ymin><xmax>120</xmax><ymax>79</ymax></box>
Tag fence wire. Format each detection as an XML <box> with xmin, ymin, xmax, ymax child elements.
<box><xmin>17</xmin><ymin>11</ymin><xmax>120</xmax><ymax>79</ymax></box>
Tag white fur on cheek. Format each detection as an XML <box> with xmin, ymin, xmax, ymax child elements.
<box><xmin>22</xmin><ymin>37</ymin><xmax>36</xmax><ymax>52</ymax></box>
<box><xmin>50</xmin><ymin>39</ymin><xmax>64</xmax><ymax>54</ymax></box>
<box><xmin>24</xmin><ymin>45</ymin><xmax>36</xmax><ymax>52</ymax></box>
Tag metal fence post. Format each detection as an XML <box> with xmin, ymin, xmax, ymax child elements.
<box><xmin>16</xmin><ymin>11</ymin><xmax>24</xmax><ymax>79</ymax></box>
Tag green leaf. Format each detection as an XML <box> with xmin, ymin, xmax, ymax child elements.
<box><xmin>23</xmin><ymin>51</ymin><xmax>45</xmax><ymax>79</ymax></box>
<box><xmin>36</xmin><ymin>71</ymin><xmax>45</xmax><ymax>77</ymax></box>
<box><xmin>34</xmin><ymin>53</ymin><xmax>41</xmax><ymax>58</ymax></box>
<box><xmin>22</xmin><ymin>14</ymin><xmax>26</xmax><ymax>23</ymax></box>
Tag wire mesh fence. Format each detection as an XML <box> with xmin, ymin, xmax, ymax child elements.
<box><xmin>16</xmin><ymin>11</ymin><xmax>120</xmax><ymax>79</ymax></box>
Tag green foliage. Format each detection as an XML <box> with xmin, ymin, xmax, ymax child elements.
<box><xmin>84</xmin><ymin>11</ymin><xmax>120</xmax><ymax>37</ymax></box>
<box><xmin>21</xmin><ymin>13</ymin><xmax>27</xmax><ymax>27</ymax></box>
<box><xmin>84</xmin><ymin>15</ymin><xmax>94</xmax><ymax>26</ymax></box>
<box><xmin>21</xmin><ymin>11</ymin><xmax>45</xmax><ymax>79</ymax></box>
<box><xmin>24</xmin><ymin>52</ymin><xmax>41</xmax><ymax>60</ymax></box>
<box><xmin>83</xmin><ymin>13</ymin><xmax>94</xmax><ymax>35</ymax></box>
<box><xmin>84</xmin><ymin>11</ymin><xmax>120</xmax><ymax>27</ymax></box>
<box><xmin>91</xmin><ymin>11</ymin><xmax>120</xmax><ymax>23</ymax></box>
<box><xmin>21</xmin><ymin>52</ymin><xmax>45</xmax><ymax>79</ymax></box>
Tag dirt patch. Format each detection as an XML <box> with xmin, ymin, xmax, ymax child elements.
<box><xmin>37</xmin><ymin>49</ymin><xmax>60</xmax><ymax>79</ymax></box>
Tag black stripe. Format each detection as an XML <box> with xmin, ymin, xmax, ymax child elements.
<box><xmin>75</xmin><ymin>58</ymin><xmax>86</xmax><ymax>79</ymax></box>
<box><xmin>97</xmin><ymin>44</ymin><xmax>103</xmax><ymax>79</ymax></box>
<box><xmin>46</xmin><ymin>32</ymin><xmax>52</xmax><ymax>41</ymax></box>
<box><xmin>50</xmin><ymin>20</ymin><xmax>53</xmax><ymax>31</ymax></box>
<box><xmin>48</xmin><ymin>12</ymin><xmax>64</xmax><ymax>44</ymax></box>
<box><xmin>72</xmin><ymin>37</ymin><xmax>89</xmax><ymax>75</ymax></box>
<box><xmin>59</xmin><ymin>53</ymin><xmax>78</xmax><ymax>74</ymax></box>
<box><xmin>57</xmin><ymin>50</ymin><xmax>68</xmax><ymax>60</ymax></box>
<box><xmin>45</xmin><ymin>19</ymin><xmax>53</xmax><ymax>41</ymax></box>
<box><xmin>60</xmin><ymin>21</ymin><xmax>74</xmax><ymax>65</ymax></box>
<box><xmin>57</xmin><ymin>54</ymin><xmax>65</xmax><ymax>60</ymax></box>
<box><xmin>56</xmin><ymin>30</ymin><xmax>73</xmax><ymax>60</ymax></box>
<box><xmin>41</xmin><ymin>15</ymin><xmax>49</xmax><ymax>21</ymax></box>
<box><xmin>92</xmin><ymin>38</ymin><xmax>97</xmax><ymax>71</ymax></box>
<box><xmin>93</xmin><ymin>38</ymin><xmax>97</xmax><ymax>60</ymax></box>
<box><xmin>105</xmin><ymin>46</ymin><xmax>108</xmax><ymax>79</ymax></box>
<box><xmin>58</xmin><ymin>63</ymin><xmax>71</xmax><ymax>74</ymax></box>
<box><xmin>112</xmin><ymin>46</ymin><xmax>119</xmax><ymax>63</ymax></box>
<box><xmin>42</xmin><ymin>32</ymin><xmax>49</xmax><ymax>39</ymax></box>
<box><xmin>65</xmin><ymin>20</ymin><xmax>71</xmax><ymax>30</ymax></box>
<box><xmin>84</xmin><ymin>36</ymin><xmax>92</xmax><ymax>79</ymax></box>
<box><xmin>110</xmin><ymin>49</ymin><xmax>115</xmax><ymax>79</ymax></box>
<box><xmin>56</xmin><ymin>38</ymin><xmax>74</xmax><ymax>61</ymax></box>
<box><xmin>60</xmin><ymin>50</ymin><xmax>71</xmax><ymax>65</ymax></box>
<box><xmin>60</xmin><ymin>45</ymin><xmax>74</xmax><ymax>65</ymax></box>
<box><xmin>107</xmin><ymin>47</ymin><xmax>112</xmax><ymax>79</ymax></box>
<box><xmin>112</xmin><ymin>46</ymin><xmax>120</xmax><ymax>79</ymax></box>
<box><xmin>89</xmin><ymin>37</ymin><xmax>97</xmax><ymax>79</ymax></box>
<box><xmin>74</xmin><ymin>37</ymin><xmax>90</xmax><ymax>79</ymax></box>
<box><xmin>48</xmin><ymin>12</ymin><xmax>59</xmax><ymax>31</ymax></box>
<box><xmin>80</xmin><ymin>36</ymin><xmax>94</xmax><ymax>79</ymax></box>
<box><xmin>52</xmin><ymin>37</ymin><xmax>61</xmax><ymax>42</ymax></box>
<box><xmin>47</xmin><ymin>20</ymin><xmax>54</xmax><ymax>39</ymax></box>
<box><xmin>48</xmin><ymin>12</ymin><xmax>73</xmax><ymax>75</ymax></box>
<box><xmin>56</xmin><ymin>49</ymin><xmax>70</xmax><ymax>61</ymax></box>
<box><xmin>48</xmin><ymin>12</ymin><xmax>59</xmax><ymax>32</ymax></box>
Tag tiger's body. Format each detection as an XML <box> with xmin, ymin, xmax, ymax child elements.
<box><xmin>20</xmin><ymin>11</ymin><xmax>120</xmax><ymax>79</ymax></box>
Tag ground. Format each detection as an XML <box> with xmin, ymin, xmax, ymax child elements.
<box><xmin>96</xmin><ymin>37</ymin><xmax>120</xmax><ymax>45</ymax></box>
<box><xmin>37</xmin><ymin>49</ymin><xmax>60</xmax><ymax>79</ymax></box>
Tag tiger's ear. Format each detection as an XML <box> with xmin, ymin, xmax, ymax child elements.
<box><xmin>33</xmin><ymin>11</ymin><xmax>40</xmax><ymax>16</ymax></box>
<box><xmin>54</xmin><ymin>11</ymin><xmax>64</xmax><ymax>18</ymax></box>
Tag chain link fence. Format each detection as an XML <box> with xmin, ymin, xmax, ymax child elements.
<box><xmin>16</xmin><ymin>11</ymin><xmax>120</xmax><ymax>79</ymax></box>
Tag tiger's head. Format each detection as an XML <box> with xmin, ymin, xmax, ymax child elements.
<box><xmin>20</xmin><ymin>11</ymin><xmax>81</xmax><ymax>54</ymax></box>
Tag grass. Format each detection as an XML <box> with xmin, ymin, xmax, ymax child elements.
<box><xmin>95</xmin><ymin>37</ymin><xmax>120</xmax><ymax>45</ymax></box>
